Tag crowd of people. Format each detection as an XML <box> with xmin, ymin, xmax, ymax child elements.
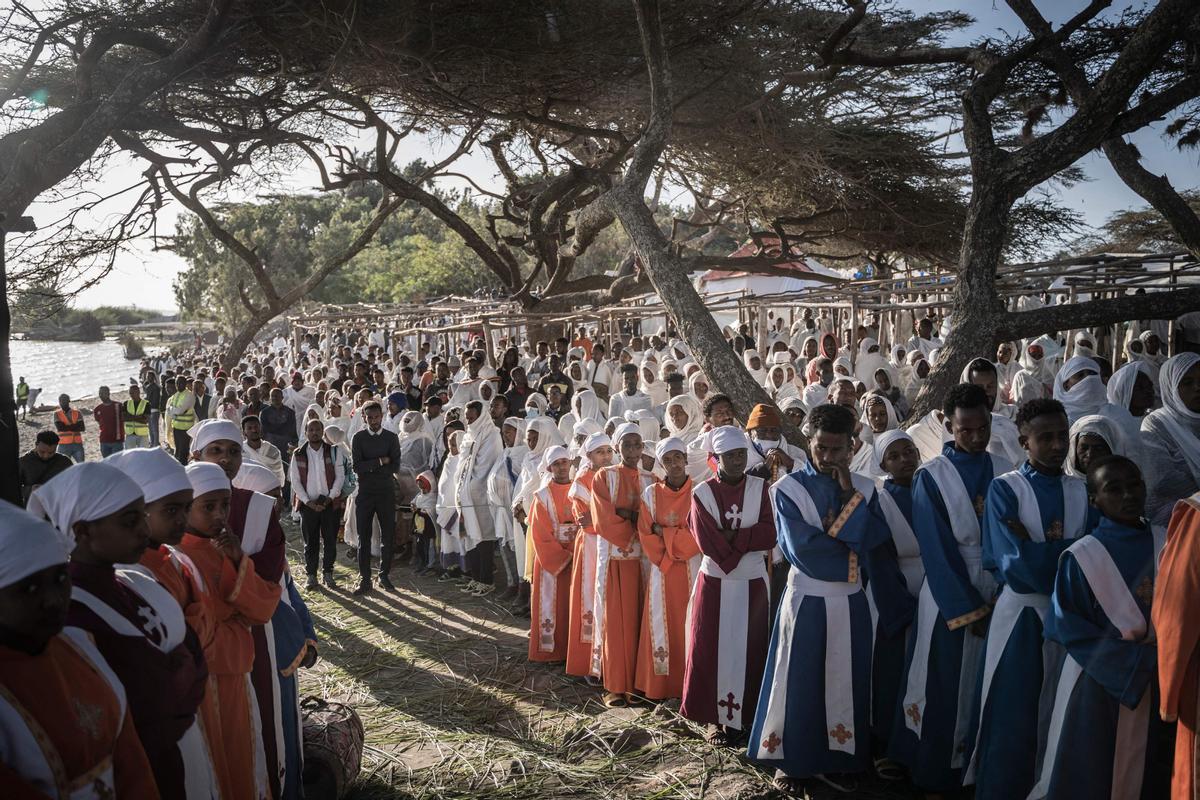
<box><xmin>5</xmin><ymin>304</ymin><xmax>1200</xmax><ymax>799</ymax></box>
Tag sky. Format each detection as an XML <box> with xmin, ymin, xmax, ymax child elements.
<box><xmin>28</xmin><ymin>0</ymin><xmax>1200</xmax><ymax>311</ymax></box>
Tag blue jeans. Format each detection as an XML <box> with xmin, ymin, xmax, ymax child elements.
<box><xmin>100</xmin><ymin>442</ymin><xmax>124</xmax><ymax>458</ymax></box>
<box><xmin>58</xmin><ymin>443</ymin><xmax>85</xmax><ymax>463</ymax></box>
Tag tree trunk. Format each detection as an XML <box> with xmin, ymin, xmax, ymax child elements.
<box><xmin>610</xmin><ymin>187</ymin><xmax>777</xmax><ymax>423</ymax></box>
<box><xmin>220</xmin><ymin>307</ymin><xmax>277</xmax><ymax>373</ymax></box>
<box><xmin>0</xmin><ymin>231</ymin><xmax>20</xmax><ymax>505</ymax></box>
<box><xmin>910</xmin><ymin>182</ymin><xmax>1010</xmax><ymax>421</ymax></box>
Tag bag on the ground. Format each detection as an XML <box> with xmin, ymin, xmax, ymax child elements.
<box><xmin>301</xmin><ymin>696</ymin><xmax>365</xmax><ymax>799</ymax></box>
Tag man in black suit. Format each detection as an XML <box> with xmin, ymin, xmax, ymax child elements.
<box><xmin>351</xmin><ymin>400</ymin><xmax>402</xmax><ymax>595</ymax></box>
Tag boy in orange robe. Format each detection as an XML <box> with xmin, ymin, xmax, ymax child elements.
<box><xmin>1154</xmin><ymin>490</ymin><xmax>1200</xmax><ymax>800</ymax></box>
<box><xmin>108</xmin><ymin>446</ymin><xmax>234</xmax><ymax>800</ymax></box>
<box><xmin>178</xmin><ymin>462</ymin><xmax>282</xmax><ymax>800</ymax></box>
<box><xmin>636</xmin><ymin>437</ymin><xmax>702</xmax><ymax>701</ymax></box>
<box><xmin>589</xmin><ymin>422</ymin><xmax>655</xmax><ymax>706</ymax></box>
<box><xmin>566</xmin><ymin>432</ymin><xmax>614</xmax><ymax>678</ymax></box>
<box><xmin>0</xmin><ymin>500</ymin><xmax>161</xmax><ymax>800</ymax></box>
<box><xmin>529</xmin><ymin>446</ymin><xmax>579</xmax><ymax>662</ymax></box>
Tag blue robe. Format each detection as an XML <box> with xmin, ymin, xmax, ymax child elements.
<box><xmin>868</xmin><ymin>480</ymin><xmax>919</xmax><ymax>750</ymax></box>
<box><xmin>966</xmin><ymin>462</ymin><xmax>1096</xmax><ymax>799</ymax></box>
<box><xmin>273</xmin><ymin>572</ymin><xmax>318</xmax><ymax>800</ymax></box>
<box><xmin>1035</xmin><ymin>517</ymin><xmax>1159</xmax><ymax>799</ymax></box>
<box><xmin>747</xmin><ymin>464</ymin><xmax>899</xmax><ymax>777</ymax></box>
<box><xmin>889</xmin><ymin>444</ymin><xmax>1001</xmax><ymax>792</ymax></box>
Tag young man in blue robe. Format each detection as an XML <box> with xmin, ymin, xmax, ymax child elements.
<box><xmin>889</xmin><ymin>383</ymin><xmax>1012</xmax><ymax>792</ymax></box>
<box><xmin>965</xmin><ymin>398</ymin><xmax>1094</xmax><ymax>798</ymax></box>
<box><xmin>1030</xmin><ymin>455</ymin><xmax>1165</xmax><ymax>799</ymax></box>
<box><xmin>749</xmin><ymin>404</ymin><xmax>910</xmax><ymax>795</ymax></box>
<box><xmin>867</xmin><ymin>429</ymin><xmax>924</xmax><ymax>776</ymax></box>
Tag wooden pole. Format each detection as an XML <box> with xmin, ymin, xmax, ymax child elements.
<box><xmin>756</xmin><ymin>300</ymin><xmax>768</xmax><ymax>357</ymax></box>
<box><xmin>481</xmin><ymin>316</ymin><xmax>496</xmax><ymax>367</ymax></box>
<box><xmin>849</xmin><ymin>296</ymin><xmax>859</xmax><ymax>373</ymax></box>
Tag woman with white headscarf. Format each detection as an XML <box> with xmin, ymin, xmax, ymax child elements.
<box><xmin>487</xmin><ymin>417</ymin><xmax>528</xmax><ymax>605</ymax></box>
<box><xmin>903</xmin><ymin>351</ymin><xmax>929</xmax><ymax>407</ymax></box>
<box><xmin>766</xmin><ymin>363</ymin><xmax>800</xmax><ymax>403</ymax></box>
<box><xmin>455</xmin><ymin>401</ymin><xmax>505</xmax><ymax>594</ymax></box>
<box><xmin>397</xmin><ymin>411</ymin><xmax>434</xmax><ymax>472</ymax></box>
<box><xmin>665</xmin><ymin>395</ymin><xmax>712</xmax><ymax>482</ymax></box>
<box><xmin>1071</xmin><ymin>331</ymin><xmax>1098</xmax><ymax>360</ymax></box>
<box><xmin>436</xmin><ymin>430</ymin><xmax>467</xmax><ymax>574</ymax></box>
<box><xmin>1052</xmin><ymin>356</ymin><xmax>1109</xmax><ymax>424</ymax></box>
<box><xmin>1011</xmin><ymin>341</ymin><xmax>1055</xmax><ymax>405</ymax></box>
<box><xmin>852</xmin><ymin>394</ymin><xmax>901</xmax><ymax>478</ymax></box>
<box><xmin>640</xmin><ymin>361</ymin><xmax>670</xmax><ymax>407</ymax></box>
<box><xmin>688</xmin><ymin>372</ymin><xmax>710</xmax><ymax>403</ymax></box>
<box><xmin>742</xmin><ymin>349</ymin><xmax>768</xmax><ymax>386</ymax></box>
<box><xmin>1100</xmin><ymin>361</ymin><xmax>1155</xmax><ymax>465</ymax></box>
<box><xmin>854</xmin><ymin>338</ymin><xmax>891</xmax><ymax>387</ymax></box>
<box><xmin>1064</xmin><ymin>415</ymin><xmax>1128</xmax><ymax>479</ymax></box>
<box><xmin>1142</xmin><ymin>352</ymin><xmax>1200</xmax><ymax>525</ymax></box>
<box><xmin>833</xmin><ymin>356</ymin><xmax>854</xmax><ymax>380</ymax></box>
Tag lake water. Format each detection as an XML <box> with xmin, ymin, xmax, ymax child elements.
<box><xmin>9</xmin><ymin>339</ymin><xmax>142</xmax><ymax>402</ymax></box>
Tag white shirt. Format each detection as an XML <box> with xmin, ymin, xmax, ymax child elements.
<box><xmin>288</xmin><ymin>442</ymin><xmax>345</xmax><ymax>504</ymax></box>
<box><xmin>608</xmin><ymin>389</ymin><xmax>652</xmax><ymax>419</ymax></box>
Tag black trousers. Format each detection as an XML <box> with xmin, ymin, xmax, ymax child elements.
<box><xmin>465</xmin><ymin>540</ymin><xmax>495</xmax><ymax>584</ymax></box>
<box><xmin>300</xmin><ymin>504</ymin><xmax>340</xmax><ymax>575</ymax></box>
<box><xmin>356</xmin><ymin>490</ymin><xmax>395</xmax><ymax>583</ymax></box>
<box><xmin>172</xmin><ymin>429</ymin><xmax>191</xmax><ymax>465</ymax></box>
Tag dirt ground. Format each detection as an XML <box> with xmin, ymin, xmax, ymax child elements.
<box><xmin>286</xmin><ymin>521</ymin><xmax>918</xmax><ymax>800</ymax></box>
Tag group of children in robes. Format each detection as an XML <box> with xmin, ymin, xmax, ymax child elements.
<box><xmin>3</xmin><ymin>417</ymin><xmax>317</xmax><ymax>800</ymax></box>
<box><xmin>519</xmin><ymin>382</ymin><xmax>1184</xmax><ymax>798</ymax></box>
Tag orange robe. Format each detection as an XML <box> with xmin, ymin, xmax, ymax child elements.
<box><xmin>589</xmin><ymin>464</ymin><xmax>653</xmax><ymax>694</ymax></box>
<box><xmin>566</xmin><ymin>467</ymin><xmax>601</xmax><ymax>676</ymax></box>
<box><xmin>0</xmin><ymin>633</ymin><xmax>160</xmax><ymax>800</ymax></box>
<box><xmin>529</xmin><ymin>481</ymin><xmax>577</xmax><ymax>662</ymax></box>
<box><xmin>635</xmin><ymin>477</ymin><xmax>701</xmax><ymax>700</ymax></box>
<box><xmin>1153</xmin><ymin>493</ymin><xmax>1200</xmax><ymax>800</ymax></box>
<box><xmin>138</xmin><ymin>544</ymin><xmax>234</xmax><ymax>800</ymax></box>
<box><xmin>178</xmin><ymin>533</ymin><xmax>282</xmax><ymax>800</ymax></box>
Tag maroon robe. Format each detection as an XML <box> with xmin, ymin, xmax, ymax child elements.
<box><xmin>66</xmin><ymin>561</ymin><xmax>208</xmax><ymax>797</ymax></box>
<box><xmin>679</xmin><ymin>474</ymin><xmax>775</xmax><ymax>729</ymax></box>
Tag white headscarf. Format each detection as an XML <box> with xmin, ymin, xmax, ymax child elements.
<box><xmin>186</xmin><ymin>462</ymin><xmax>231</xmax><ymax>496</ymax></box>
<box><xmin>233</xmin><ymin>462</ymin><xmax>282</xmax><ymax>493</ymax></box>
<box><xmin>711</xmin><ymin>425</ymin><xmax>749</xmax><ymax>454</ymax></box>
<box><xmin>27</xmin><ymin>463</ymin><xmax>144</xmax><ymax>549</ymax></box>
<box><xmin>188</xmin><ymin>418</ymin><xmax>243</xmax><ymax>452</ymax></box>
<box><xmin>540</xmin><ymin>445</ymin><xmax>571</xmax><ymax>472</ymax></box>
<box><xmin>0</xmin><ymin>500</ymin><xmax>71</xmax><ymax>589</ymax></box>
<box><xmin>571</xmin><ymin>389</ymin><xmax>605</xmax><ymax>426</ymax></box>
<box><xmin>665</xmin><ymin>395</ymin><xmax>704</xmax><ymax>442</ymax></box>
<box><xmin>105</xmin><ymin>447</ymin><xmax>191</xmax><ymax>503</ymax></box>
<box><xmin>1065</xmin><ymin>414</ymin><xmax>1128</xmax><ymax>479</ymax></box>
<box><xmin>583</xmin><ymin>432</ymin><xmax>612</xmax><ymax>454</ymax></box>
<box><xmin>1053</xmin><ymin>356</ymin><xmax>1108</xmax><ymax>424</ymax></box>
<box><xmin>1160</xmin><ymin>353</ymin><xmax>1200</xmax><ymax>422</ymax></box>
<box><xmin>873</xmin><ymin>429</ymin><xmax>915</xmax><ymax>474</ymax></box>
<box><xmin>1072</xmin><ymin>331</ymin><xmax>1097</xmax><ymax>360</ymax></box>
<box><xmin>1106</xmin><ymin>361</ymin><xmax>1152</xmax><ymax>413</ymax></box>
<box><xmin>905</xmin><ymin>410</ymin><xmax>947</xmax><ymax>464</ymax></box>
<box><xmin>854</xmin><ymin>338</ymin><xmax>891</xmax><ymax>387</ymax></box>
<box><xmin>742</xmin><ymin>350</ymin><xmax>768</xmax><ymax>385</ymax></box>
<box><xmin>398</xmin><ymin>410</ymin><xmax>433</xmax><ymax>442</ymax></box>
<box><xmin>611</xmin><ymin>421</ymin><xmax>641</xmax><ymax>447</ymax></box>
<box><xmin>655</xmin><ymin>436</ymin><xmax>687</xmax><ymax>461</ymax></box>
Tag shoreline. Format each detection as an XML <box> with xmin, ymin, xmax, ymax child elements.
<box><xmin>19</xmin><ymin>389</ymin><xmax>132</xmax><ymax>462</ymax></box>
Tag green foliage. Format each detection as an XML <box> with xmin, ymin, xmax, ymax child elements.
<box><xmin>172</xmin><ymin>184</ymin><xmax>504</xmax><ymax>332</ymax></box>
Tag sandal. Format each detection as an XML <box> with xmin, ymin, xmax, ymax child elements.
<box><xmin>602</xmin><ymin>692</ymin><xmax>628</xmax><ymax>708</ymax></box>
<box><xmin>813</xmin><ymin>773</ymin><xmax>858</xmax><ymax>794</ymax></box>
<box><xmin>772</xmin><ymin>770</ymin><xmax>805</xmax><ymax>797</ymax></box>
<box><xmin>874</xmin><ymin>756</ymin><xmax>905</xmax><ymax>782</ymax></box>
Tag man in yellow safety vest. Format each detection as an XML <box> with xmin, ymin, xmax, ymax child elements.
<box><xmin>166</xmin><ymin>375</ymin><xmax>196</xmax><ymax>465</ymax></box>
<box><xmin>123</xmin><ymin>383</ymin><xmax>151</xmax><ymax>449</ymax></box>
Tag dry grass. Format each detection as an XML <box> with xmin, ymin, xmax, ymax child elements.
<box><xmin>286</xmin><ymin>522</ymin><xmax>913</xmax><ymax>800</ymax></box>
